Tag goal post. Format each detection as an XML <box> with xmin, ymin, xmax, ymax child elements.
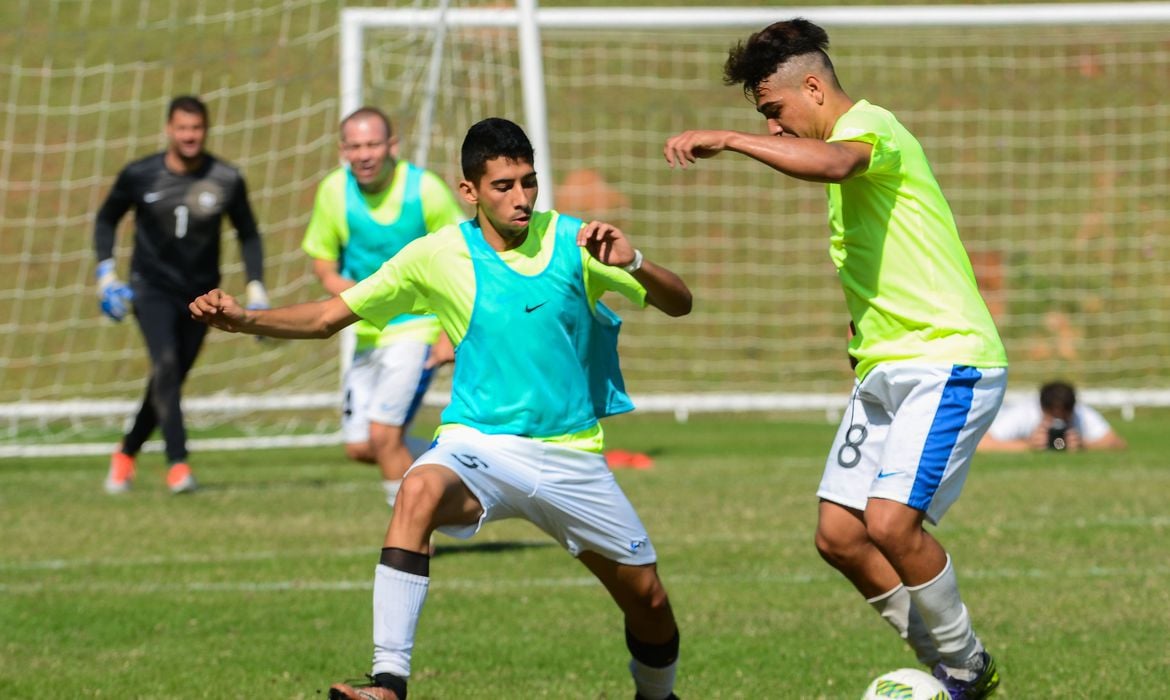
<box><xmin>3</xmin><ymin>1</ymin><xmax>1170</xmax><ymax>458</ymax></box>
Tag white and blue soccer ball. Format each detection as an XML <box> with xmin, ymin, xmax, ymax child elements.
<box><xmin>861</xmin><ymin>668</ymin><xmax>949</xmax><ymax>700</ymax></box>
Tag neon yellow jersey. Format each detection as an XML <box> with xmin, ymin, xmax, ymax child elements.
<box><xmin>826</xmin><ymin>100</ymin><xmax>1007</xmax><ymax>379</ymax></box>
<box><xmin>302</xmin><ymin>161</ymin><xmax>464</xmax><ymax>349</ymax></box>
<box><xmin>340</xmin><ymin>210</ymin><xmax>647</xmax><ymax>452</ymax></box>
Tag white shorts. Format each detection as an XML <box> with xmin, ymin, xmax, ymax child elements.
<box><xmin>342</xmin><ymin>340</ymin><xmax>433</xmax><ymax>443</ymax></box>
<box><xmin>817</xmin><ymin>364</ymin><xmax>1007</xmax><ymax>524</ymax></box>
<box><xmin>411</xmin><ymin>427</ymin><xmax>658</xmax><ymax>566</ymax></box>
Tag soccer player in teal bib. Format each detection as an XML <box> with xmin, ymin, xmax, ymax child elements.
<box><xmin>190</xmin><ymin>118</ymin><xmax>693</xmax><ymax>700</ymax></box>
<box><xmin>664</xmin><ymin>19</ymin><xmax>1007</xmax><ymax>700</ymax></box>
<box><xmin>302</xmin><ymin>107</ymin><xmax>464</xmax><ymax>506</ymax></box>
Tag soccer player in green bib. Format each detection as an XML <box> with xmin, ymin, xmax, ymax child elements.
<box><xmin>302</xmin><ymin>107</ymin><xmax>464</xmax><ymax>506</ymax></box>
<box><xmin>664</xmin><ymin>19</ymin><xmax>1007</xmax><ymax>699</ymax></box>
<box><xmin>191</xmin><ymin>118</ymin><xmax>692</xmax><ymax>700</ymax></box>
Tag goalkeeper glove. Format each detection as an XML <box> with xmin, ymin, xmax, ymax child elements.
<box><xmin>244</xmin><ymin>280</ymin><xmax>270</xmax><ymax>342</ymax></box>
<box><xmin>96</xmin><ymin>258</ymin><xmax>134</xmax><ymax>322</ymax></box>
<box><xmin>245</xmin><ymin>280</ymin><xmax>270</xmax><ymax>310</ymax></box>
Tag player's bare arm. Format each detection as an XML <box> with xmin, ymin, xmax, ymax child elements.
<box><xmin>311</xmin><ymin>257</ymin><xmax>357</xmax><ymax>296</ymax></box>
<box><xmin>577</xmin><ymin>219</ymin><xmax>692</xmax><ymax>317</ymax></box>
<box><xmin>425</xmin><ymin>331</ymin><xmax>456</xmax><ymax>369</ymax></box>
<box><xmin>189</xmin><ymin>290</ymin><xmax>358</xmax><ymax>339</ymax></box>
<box><xmin>664</xmin><ymin>129</ymin><xmax>871</xmax><ymax>183</ymax></box>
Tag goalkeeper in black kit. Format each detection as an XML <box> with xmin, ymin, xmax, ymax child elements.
<box><xmin>94</xmin><ymin>95</ymin><xmax>268</xmax><ymax>495</ymax></box>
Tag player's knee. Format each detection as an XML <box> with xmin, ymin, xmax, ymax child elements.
<box><xmin>345</xmin><ymin>442</ymin><xmax>375</xmax><ymax>463</ymax></box>
<box><xmin>815</xmin><ymin>526</ymin><xmax>863</xmax><ymax>568</ymax></box>
<box><xmin>863</xmin><ymin>515</ymin><xmax>917</xmax><ymax>555</ymax></box>
<box><xmin>153</xmin><ymin>348</ymin><xmax>181</xmax><ymax>377</ymax></box>
<box><xmin>394</xmin><ymin>471</ymin><xmax>443</xmax><ymax>523</ymax></box>
<box><xmin>628</xmin><ymin>573</ymin><xmax>672</xmax><ymax>616</ymax></box>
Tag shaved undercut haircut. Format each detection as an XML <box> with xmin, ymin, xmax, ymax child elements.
<box><xmin>723</xmin><ymin>18</ymin><xmax>841</xmax><ymax>97</ymax></box>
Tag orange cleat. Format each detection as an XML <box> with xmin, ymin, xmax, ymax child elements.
<box><xmin>104</xmin><ymin>451</ymin><xmax>136</xmax><ymax>494</ymax></box>
<box><xmin>166</xmin><ymin>462</ymin><xmax>198</xmax><ymax>494</ymax></box>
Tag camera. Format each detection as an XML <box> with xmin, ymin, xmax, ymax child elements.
<box><xmin>1047</xmin><ymin>418</ymin><xmax>1069</xmax><ymax>451</ymax></box>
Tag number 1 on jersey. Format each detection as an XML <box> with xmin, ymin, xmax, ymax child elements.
<box><xmin>175</xmin><ymin>205</ymin><xmax>189</xmax><ymax>238</ymax></box>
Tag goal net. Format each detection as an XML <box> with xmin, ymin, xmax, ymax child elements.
<box><xmin>4</xmin><ymin>2</ymin><xmax>1169</xmax><ymax>456</ymax></box>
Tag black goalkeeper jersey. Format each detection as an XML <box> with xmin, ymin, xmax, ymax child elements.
<box><xmin>94</xmin><ymin>152</ymin><xmax>263</xmax><ymax>298</ymax></box>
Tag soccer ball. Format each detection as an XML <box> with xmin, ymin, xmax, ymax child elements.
<box><xmin>861</xmin><ymin>668</ymin><xmax>949</xmax><ymax>700</ymax></box>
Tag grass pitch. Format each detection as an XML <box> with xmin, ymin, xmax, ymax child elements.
<box><xmin>2</xmin><ymin>409</ymin><xmax>1168</xmax><ymax>698</ymax></box>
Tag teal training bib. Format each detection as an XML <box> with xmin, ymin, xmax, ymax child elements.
<box><xmin>442</xmin><ymin>213</ymin><xmax>633</xmax><ymax>437</ymax></box>
<box><xmin>341</xmin><ymin>163</ymin><xmax>430</xmax><ymax>327</ymax></box>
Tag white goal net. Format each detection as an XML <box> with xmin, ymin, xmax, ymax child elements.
<box><xmin>3</xmin><ymin>1</ymin><xmax>1169</xmax><ymax>456</ymax></box>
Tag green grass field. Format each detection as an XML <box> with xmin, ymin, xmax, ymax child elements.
<box><xmin>3</xmin><ymin>409</ymin><xmax>1168</xmax><ymax>698</ymax></box>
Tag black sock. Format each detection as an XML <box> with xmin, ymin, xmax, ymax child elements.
<box><xmin>379</xmin><ymin>547</ymin><xmax>430</xmax><ymax>577</ymax></box>
<box><xmin>626</xmin><ymin>626</ymin><xmax>680</xmax><ymax>668</ymax></box>
<box><xmin>373</xmin><ymin>672</ymin><xmax>408</xmax><ymax>699</ymax></box>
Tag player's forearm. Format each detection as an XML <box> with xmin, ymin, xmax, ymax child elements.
<box><xmin>723</xmin><ymin>131</ymin><xmax>863</xmax><ymax>183</ymax></box>
<box><xmin>240</xmin><ymin>298</ymin><xmax>356</xmax><ymax>339</ymax></box>
<box><xmin>637</xmin><ymin>259</ymin><xmax>693</xmax><ymax>317</ymax></box>
<box><xmin>236</xmin><ymin>234</ymin><xmax>263</xmax><ymax>283</ymax></box>
<box><xmin>311</xmin><ymin>259</ymin><xmax>356</xmax><ymax>296</ymax></box>
<box><xmin>93</xmin><ymin>200</ymin><xmax>129</xmax><ymax>261</ymax></box>
<box><xmin>319</xmin><ymin>274</ymin><xmax>355</xmax><ymax>296</ymax></box>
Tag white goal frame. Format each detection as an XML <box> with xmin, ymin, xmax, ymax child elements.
<box><xmin>5</xmin><ymin>2</ymin><xmax>1169</xmax><ymax>458</ymax></box>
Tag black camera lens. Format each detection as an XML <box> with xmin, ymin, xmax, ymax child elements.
<box><xmin>1047</xmin><ymin>418</ymin><xmax>1069</xmax><ymax>451</ymax></box>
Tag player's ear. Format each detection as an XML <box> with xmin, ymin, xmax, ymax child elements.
<box><xmin>458</xmin><ymin>179</ymin><xmax>478</xmax><ymax>206</ymax></box>
<box><xmin>389</xmin><ymin>135</ymin><xmax>400</xmax><ymax>159</ymax></box>
<box><xmin>806</xmin><ymin>74</ymin><xmax>825</xmax><ymax>105</ymax></box>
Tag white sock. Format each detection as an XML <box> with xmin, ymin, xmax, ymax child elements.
<box><xmin>371</xmin><ymin>563</ymin><xmax>429</xmax><ymax>678</ymax></box>
<box><xmin>382</xmin><ymin>479</ymin><xmax>402</xmax><ymax>508</ymax></box>
<box><xmin>907</xmin><ymin>555</ymin><xmax>983</xmax><ymax>678</ymax></box>
<box><xmin>629</xmin><ymin>658</ymin><xmax>677</xmax><ymax>700</ymax></box>
<box><xmin>867</xmin><ymin>584</ymin><xmax>942</xmax><ymax>667</ymax></box>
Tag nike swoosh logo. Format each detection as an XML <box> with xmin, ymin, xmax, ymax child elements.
<box><xmin>144</xmin><ymin>192</ymin><xmax>163</xmax><ymax>203</ymax></box>
<box><xmin>524</xmin><ymin>301</ymin><xmax>548</xmax><ymax>313</ymax></box>
<box><xmin>876</xmin><ymin>470</ymin><xmax>900</xmax><ymax>479</ymax></box>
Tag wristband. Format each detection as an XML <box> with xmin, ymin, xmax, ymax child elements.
<box><xmin>622</xmin><ymin>249</ymin><xmax>644</xmax><ymax>274</ymax></box>
<box><xmin>96</xmin><ymin>258</ymin><xmax>119</xmax><ymax>290</ymax></box>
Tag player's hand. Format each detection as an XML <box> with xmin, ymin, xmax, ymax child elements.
<box><xmin>96</xmin><ymin>258</ymin><xmax>134</xmax><ymax>322</ymax></box>
<box><xmin>100</xmin><ymin>284</ymin><xmax>134</xmax><ymax>322</ymax></box>
<box><xmin>663</xmin><ymin>130</ymin><xmax>731</xmax><ymax>168</ymax></box>
<box><xmin>189</xmin><ymin>289</ymin><xmax>247</xmax><ymax>332</ymax></box>
<box><xmin>577</xmin><ymin>220</ymin><xmax>636</xmax><ymax>269</ymax></box>
<box><xmin>425</xmin><ymin>332</ymin><xmax>455</xmax><ymax>370</ymax></box>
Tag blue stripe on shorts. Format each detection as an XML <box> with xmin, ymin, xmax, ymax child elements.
<box><xmin>908</xmin><ymin>365</ymin><xmax>982</xmax><ymax>511</ymax></box>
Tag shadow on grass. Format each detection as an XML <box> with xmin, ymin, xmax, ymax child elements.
<box><xmin>433</xmin><ymin>540</ymin><xmax>556</xmax><ymax>559</ymax></box>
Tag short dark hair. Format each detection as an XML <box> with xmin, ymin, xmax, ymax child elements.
<box><xmin>340</xmin><ymin>106</ymin><xmax>394</xmax><ymax>141</ymax></box>
<box><xmin>168</xmin><ymin>95</ymin><xmax>209</xmax><ymax>124</ymax></box>
<box><xmin>461</xmin><ymin>118</ymin><xmax>534</xmax><ymax>182</ymax></box>
<box><xmin>724</xmin><ymin>18</ymin><xmax>838</xmax><ymax>96</ymax></box>
<box><xmin>1039</xmin><ymin>381</ymin><xmax>1077</xmax><ymax>415</ymax></box>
